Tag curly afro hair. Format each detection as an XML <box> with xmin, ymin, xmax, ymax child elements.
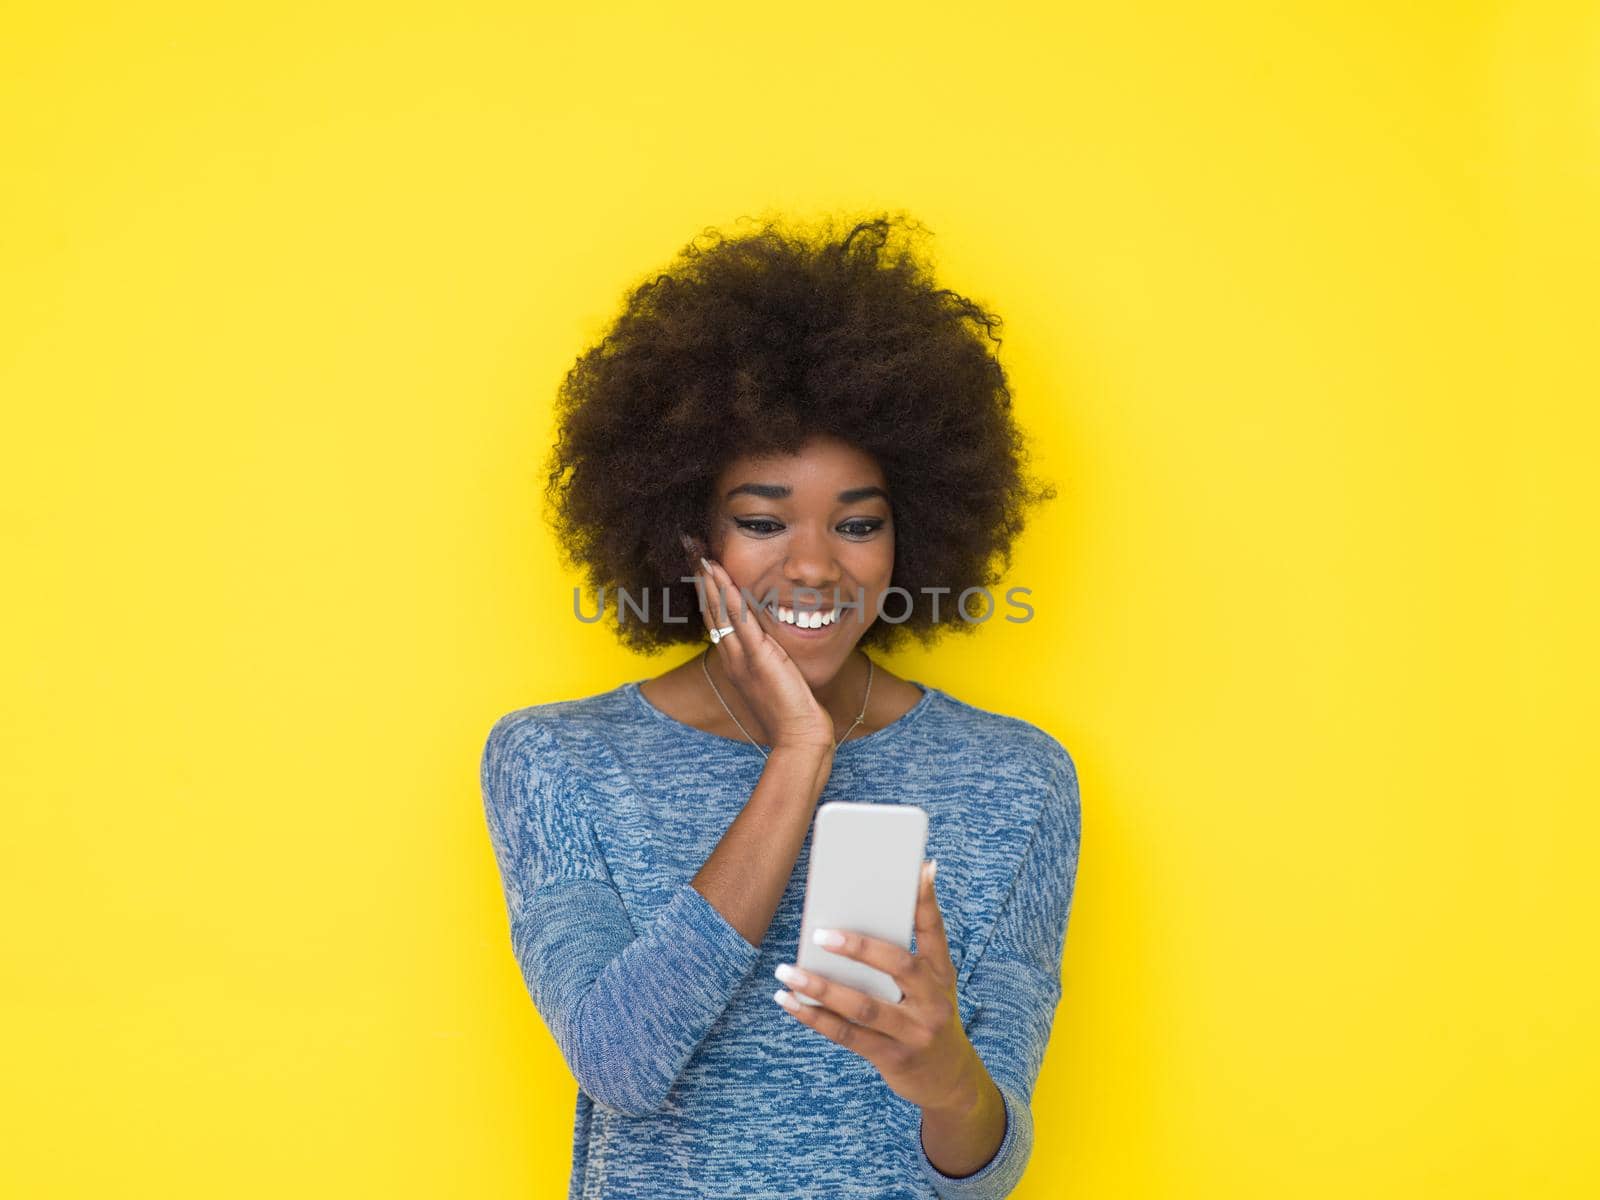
<box><xmin>542</xmin><ymin>210</ymin><xmax>1058</xmax><ymax>656</ymax></box>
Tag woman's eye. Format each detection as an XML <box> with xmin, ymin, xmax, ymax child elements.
<box><xmin>840</xmin><ymin>521</ymin><xmax>882</xmax><ymax>539</ymax></box>
<box><xmin>734</xmin><ymin>518</ymin><xmax>884</xmax><ymax>538</ymax></box>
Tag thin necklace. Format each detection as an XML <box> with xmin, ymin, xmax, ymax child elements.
<box><xmin>700</xmin><ymin>646</ymin><xmax>874</xmax><ymax>761</ymax></box>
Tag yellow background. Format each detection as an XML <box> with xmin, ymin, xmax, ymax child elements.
<box><xmin>3</xmin><ymin>2</ymin><xmax>1595</xmax><ymax>1196</ymax></box>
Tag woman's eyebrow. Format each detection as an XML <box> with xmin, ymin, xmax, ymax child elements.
<box><xmin>725</xmin><ymin>483</ymin><xmax>889</xmax><ymax>503</ymax></box>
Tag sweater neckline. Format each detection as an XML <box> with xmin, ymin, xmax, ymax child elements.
<box><xmin>625</xmin><ymin>677</ymin><xmax>936</xmax><ymax>755</ymax></box>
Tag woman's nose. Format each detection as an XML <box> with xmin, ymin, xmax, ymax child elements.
<box><xmin>782</xmin><ymin>528</ymin><xmax>839</xmax><ymax>589</ymax></box>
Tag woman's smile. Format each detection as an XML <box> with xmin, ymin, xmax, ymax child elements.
<box><xmin>759</xmin><ymin>601</ymin><xmax>845</xmax><ymax>642</ymax></box>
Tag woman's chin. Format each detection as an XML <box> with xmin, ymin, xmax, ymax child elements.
<box><xmin>756</xmin><ymin>608</ymin><xmax>872</xmax><ymax>677</ymax></box>
<box><xmin>787</xmin><ymin>632</ymin><xmax>869</xmax><ymax>685</ymax></box>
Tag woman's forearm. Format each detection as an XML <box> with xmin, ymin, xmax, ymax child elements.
<box><xmin>691</xmin><ymin>744</ymin><xmax>834</xmax><ymax>947</ymax></box>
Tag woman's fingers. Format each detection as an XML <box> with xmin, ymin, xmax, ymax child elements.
<box><xmin>702</xmin><ymin>558</ymin><xmax>732</xmax><ymax>630</ymax></box>
<box><xmin>704</xmin><ymin>556</ymin><xmax>778</xmax><ymax>677</ymax></box>
<box><xmin>912</xmin><ymin>860</ymin><xmax>953</xmax><ymax>977</ymax></box>
<box><xmin>772</xmin><ymin>962</ymin><xmax>917</xmax><ymax>1042</ymax></box>
<box><xmin>798</xmin><ymin>868</ymin><xmax>953</xmax><ymax>990</ymax></box>
<box><xmin>704</xmin><ymin>558</ymin><xmax>770</xmax><ymax>697</ymax></box>
<box><xmin>693</xmin><ymin>557</ymin><xmax>741</xmax><ymax>651</ymax></box>
<box><xmin>705</xmin><ymin>557</ymin><xmax>763</xmax><ymax>646</ymax></box>
<box><xmin>806</xmin><ymin>928</ymin><xmax>919</xmax><ymax>990</ymax></box>
<box><xmin>694</xmin><ymin>557</ymin><xmax>733</xmax><ymax>631</ymax></box>
<box><xmin>773</xmin><ymin>989</ymin><xmax>903</xmax><ymax>1065</ymax></box>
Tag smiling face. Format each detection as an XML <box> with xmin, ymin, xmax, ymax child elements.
<box><xmin>705</xmin><ymin>434</ymin><xmax>895</xmax><ymax>686</ymax></box>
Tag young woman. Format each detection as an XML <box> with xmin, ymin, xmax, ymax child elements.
<box><xmin>481</xmin><ymin>214</ymin><xmax>1081</xmax><ymax>1199</ymax></box>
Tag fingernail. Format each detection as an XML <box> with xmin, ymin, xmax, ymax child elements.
<box><xmin>700</xmin><ymin>556</ymin><xmax>712</xmax><ymax>572</ymax></box>
<box><xmin>772</xmin><ymin>988</ymin><xmax>800</xmax><ymax>1012</ymax></box>
<box><xmin>811</xmin><ymin>928</ymin><xmax>845</xmax><ymax>949</ymax></box>
<box><xmin>924</xmin><ymin>859</ymin><xmax>938</xmax><ymax>885</ymax></box>
<box><xmin>774</xmin><ymin>963</ymin><xmax>809</xmax><ymax>988</ymax></box>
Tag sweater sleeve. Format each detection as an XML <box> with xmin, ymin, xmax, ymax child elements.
<box><xmin>480</xmin><ymin>712</ymin><xmax>765</xmax><ymax>1118</ymax></box>
<box><xmin>918</xmin><ymin>743</ymin><xmax>1082</xmax><ymax>1199</ymax></box>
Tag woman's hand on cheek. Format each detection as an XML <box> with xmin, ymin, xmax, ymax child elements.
<box><xmin>771</xmin><ymin>860</ymin><xmax>983</xmax><ymax>1113</ymax></box>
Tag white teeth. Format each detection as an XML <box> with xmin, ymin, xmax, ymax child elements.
<box><xmin>776</xmin><ymin>605</ymin><xmax>838</xmax><ymax>628</ymax></box>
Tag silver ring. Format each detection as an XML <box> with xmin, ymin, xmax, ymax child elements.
<box><xmin>708</xmin><ymin>625</ymin><xmax>735</xmax><ymax>644</ymax></box>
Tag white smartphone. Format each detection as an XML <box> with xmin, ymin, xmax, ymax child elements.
<box><xmin>794</xmin><ymin>801</ymin><xmax>929</xmax><ymax>1006</ymax></box>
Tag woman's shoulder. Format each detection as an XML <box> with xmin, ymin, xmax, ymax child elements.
<box><xmin>481</xmin><ymin>682</ymin><xmax>639</xmax><ymax>775</ymax></box>
<box><xmin>919</xmin><ymin>685</ymin><xmax>1081</xmax><ymax>824</ymax></box>
<box><xmin>922</xmin><ymin>685</ymin><xmax>1076</xmax><ymax>775</ymax></box>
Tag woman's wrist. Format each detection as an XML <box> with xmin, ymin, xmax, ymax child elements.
<box><xmin>921</xmin><ymin>1048</ymin><xmax>987</xmax><ymax>1120</ymax></box>
<box><xmin>919</xmin><ymin>1054</ymin><xmax>1007</xmax><ymax>1178</ymax></box>
<box><xmin>769</xmin><ymin>739</ymin><xmax>835</xmax><ymax>760</ymax></box>
<box><xmin>766</xmin><ymin>742</ymin><xmax>835</xmax><ymax>795</ymax></box>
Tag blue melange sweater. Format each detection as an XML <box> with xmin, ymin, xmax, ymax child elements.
<box><xmin>480</xmin><ymin>676</ymin><xmax>1081</xmax><ymax>1199</ymax></box>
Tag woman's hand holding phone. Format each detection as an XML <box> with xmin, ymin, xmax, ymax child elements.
<box><xmin>681</xmin><ymin>531</ymin><xmax>836</xmax><ymax>754</ymax></box>
<box><xmin>772</xmin><ymin>859</ymin><xmax>993</xmax><ymax>1120</ymax></box>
